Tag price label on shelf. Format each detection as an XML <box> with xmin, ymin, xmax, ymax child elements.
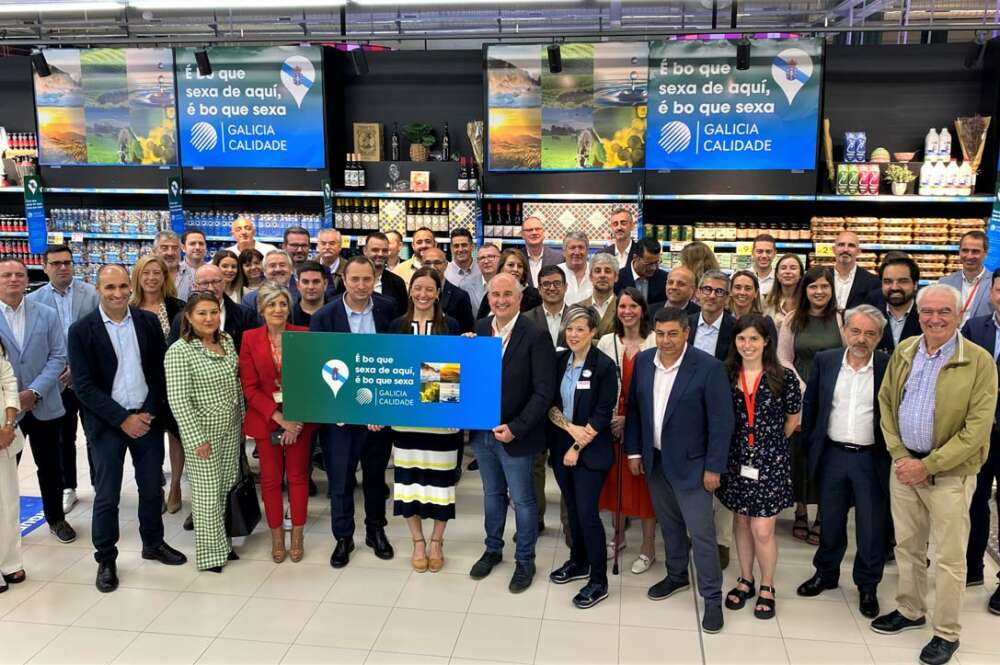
<box><xmin>670</xmin><ymin>240</ymin><xmax>715</xmax><ymax>252</ymax></box>
<box><xmin>47</xmin><ymin>232</ymin><xmax>64</xmax><ymax>245</ymax></box>
<box><xmin>815</xmin><ymin>242</ymin><xmax>835</xmax><ymax>257</ymax></box>
<box><xmin>735</xmin><ymin>242</ymin><xmax>753</xmax><ymax>256</ymax></box>
<box><xmin>71</xmin><ymin>232</ymin><xmax>84</xmax><ymax>243</ymax></box>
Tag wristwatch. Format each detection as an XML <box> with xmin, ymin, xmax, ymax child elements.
<box><xmin>571</xmin><ymin>443</ymin><xmax>582</xmax><ymax>452</ymax></box>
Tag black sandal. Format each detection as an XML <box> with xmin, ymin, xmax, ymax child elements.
<box><xmin>755</xmin><ymin>585</ymin><xmax>776</xmax><ymax>620</ymax></box>
<box><xmin>792</xmin><ymin>515</ymin><xmax>809</xmax><ymax>541</ymax></box>
<box><xmin>806</xmin><ymin>521</ymin><xmax>821</xmax><ymax>546</ymax></box>
<box><xmin>725</xmin><ymin>576</ymin><xmax>756</xmax><ymax>610</ymax></box>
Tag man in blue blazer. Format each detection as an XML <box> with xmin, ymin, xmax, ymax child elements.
<box><xmin>27</xmin><ymin>244</ymin><xmax>99</xmax><ymax>511</ymax></box>
<box><xmin>0</xmin><ymin>259</ymin><xmax>75</xmax><ymax>544</ymax></box>
<box><xmin>310</xmin><ymin>256</ymin><xmax>397</xmax><ymax>569</ymax></box>
<box><xmin>421</xmin><ymin>247</ymin><xmax>475</xmax><ymax>333</ymax></box>
<box><xmin>959</xmin><ymin>268</ymin><xmax>1000</xmax><ymax>608</ymax></box>
<box><xmin>796</xmin><ymin>305</ymin><xmax>890</xmax><ymax>619</ymax></box>
<box><xmin>624</xmin><ymin>306</ymin><xmax>735</xmax><ymax>634</ymax></box>
<box><xmin>939</xmin><ymin>231</ymin><xmax>992</xmax><ymax>325</ymax></box>
<box><xmin>613</xmin><ymin>237</ymin><xmax>668</xmax><ymax>309</ymax></box>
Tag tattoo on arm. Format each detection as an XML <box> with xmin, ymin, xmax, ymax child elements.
<box><xmin>548</xmin><ymin>406</ymin><xmax>570</xmax><ymax>431</ymax></box>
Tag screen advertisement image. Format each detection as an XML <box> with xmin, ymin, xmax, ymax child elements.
<box><xmin>487</xmin><ymin>42</ymin><xmax>648</xmax><ymax>172</ymax></box>
<box><xmin>175</xmin><ymin>46</ymin><xmax>325</xmax><ymax>169</ymax></box>
<box><xmin>646</xmin><ymin>37</ymin><xmax>822</xmax><ymax>171</ymax></box>
<box><xmin>33</xmin><ymin>48</ymin><xmax>177</xmax><ymax>166</ymax></box>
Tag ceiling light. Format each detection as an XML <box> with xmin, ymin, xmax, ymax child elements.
<box><xmin>129</xmin><ymin>0</ymin><xmax>346</xmax><ymax>8</ymax></box>
<box><xmin>351</xmin><ymin>1</ymin><xmax>558</xmax><ymax>5</ymax></box>
<box><xmin>0</xmin><ymin>1</ymin><xmax>125</xmax><ymax>13</ymax></box>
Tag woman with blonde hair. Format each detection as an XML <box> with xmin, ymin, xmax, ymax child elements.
<box><xmin>130</xmin><ymin>254</ymin><xmax>186</xmax><ymax>513</ymax></box>
<box><xmin>679</xmin><ymin>241</ymin><xmax>720</xmax><ymax>286</ymax></box>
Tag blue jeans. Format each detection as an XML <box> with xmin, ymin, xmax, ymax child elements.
<box><xmin>472</xmin><ymin>432</ymin><xmax>537</xmax><ymax>563</ymax></box>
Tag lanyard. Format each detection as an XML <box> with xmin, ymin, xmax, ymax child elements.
<box><xmin>268</xmin><ymin>333</ymin><xmax>283</xmax><ymax>376</ymax></box>
<box><xmin>961</xmin><ymin>273</ymin><xmax>984</xmax><ymax>317</ymax></box>
<box><xmin>740</xmin><ymin>369</ymin><xmax>764</xmax><ymax>448</ymax></box>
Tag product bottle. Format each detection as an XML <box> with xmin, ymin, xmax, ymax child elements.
<box><xmin>924</xmin><ymin>129</ymin><xmax>939</xmax><ymax>163</ymax></box>
<box><xmin>355</xmin><ymin>153</ymin><xmax>366</xmax><ymax>190</ymax></box>
<box><xmin>931</xmin><ymin>161</ymin><xmax>947</xmax><ymax>196</ymax></box>
<box><xmin>468</xmin><ymin>159</ymin><xmax>478</xmax><ymax>191</ymax></box>
<box><xmin>344</xmin><ymin>153</ymin><xmax>355</xmax><ymax>189</ymax></box>
<box><xmin>442</xmin><ymin>123</ymin><xmax>451</xmax><ymax>162</ymax></box>
<box><xmin>945</xmin><ymin>159</ymin><xmax>959</xmax><ymax>196</ymax></box>
<box><xmin>938</xmin><ymin>127</ymin><xmax>952</xmax><ymax>162</ymax></box>
<box><xmin>390</xmin><ymin>123</ymin><xmax>400</xmax><ymax>162</ymax></box>
<box><xmin>958</xmin><ymin>161</ymin><xmax>973</xmax><ymax>196</ymax></box>
<box><xmin>457</xmin><ymin>157</ymin><xmax>467</xmax><ymax>192</ymax></box>
<box><xmin>919</xmin><ymin>161</ymin><xmax>933</xmax><ymax>195</ymax></box>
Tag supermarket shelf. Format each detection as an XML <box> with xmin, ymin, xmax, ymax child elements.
<box><xmin>815</xmin><ymin>194</ymin><xmax>994</xmax><ymax>203</ymax></box>
<box><xmin>404</xmin><ymin>236</ymin><xmax>451</xmax><ymax>244</ymax></box>
<box><xmin>646</xmin><ymin>194</ymin><xmax>815</xmax><ymax>202</ymax></box>
<box><xmin>658</xmin><ymin>240</ymin><xmax>813</xmax><ymax>250</ymax></box>
<box><xmin>482</xmin><ymin>238</ymin><xmax>612</xmax><ymax>248</ymax></box>
<box><xmin>860</xmin><ymin>243</ymin><xmax>959</xmax><ymax>251</ymax></box>
<box><xmin>0</xmin><ymin>230</ymin><xmax>158</xmax><ymax>241</ymax></box>
<box><xmin>43</xmin><ymin>187</ymin><xmax>167</xmax><ymax>195</ymax></box>
<box><xmin>0</xmin><ymin>187</ymin><xmax>22</xmax><ymax>194</ymax></box>
<box><xmin>483</xmin><ymin>193</ymin><xmax>635</xmax><ymax>201</ymax></box>
<box><xmin>333</xmin><ymin>191</ymin><xmax>477</xmax><ymax>200</ymax></box>
<box><xmin>0</xmin><ymin>231</ymin><xmax>28</xmax><ymax>237</ymax></box>
<box><xmin>184</xmin><ymin>189</ymin><xmax>324</xmax><ymax>198</ymax></box>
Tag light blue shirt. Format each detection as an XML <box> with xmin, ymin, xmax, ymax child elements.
<box><xmin>345</xmin><ymin>295</ymin><xmax>376</xmax><ymax>334</ymax></box>
<box><xmin>445</xmin><ymin>260</ymin><xmax>483</xmax><ymax>309</ymax></box>
<box><xmin>560</xmin><ymin>357</ymin><xmax>585</xmax><ymax>422</ymax></box>
<box><xmin>693</xmin><ymin>313</ymin><xmax>722</xmax><ymax>357</ymax></box>
<box><xmin>49</xmin><ymin>283</ymin><xmax>75</xmax><ymax>339</ymax></box>
<box><xmin>100</xmin><ymin>306</ymin><xmax>148</xmax><ymax>410</ymax></box>
<box><xmin>899</xmin><ymin>333</ymin><xmax>957</xmax><ymax>453</ymax></box>
<box><xmin>993</xmin><ymin>314</ymin><xmax>1000</xmax><ymax>362</ymax></box>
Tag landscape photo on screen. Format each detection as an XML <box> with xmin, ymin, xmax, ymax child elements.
<box><xmin>419</xmin><ymin>362</ymin><xmax>461</xmax><ymax>404</ymax></box>
<box><xmin>487</xmin><ymin>42</ymin><xmax>648</xmax><ymax>172</ymax></box>
<box><xmin>34</xmin><ymin>48</ymin><xmax>177</xmax><ymax>166</ymax></box>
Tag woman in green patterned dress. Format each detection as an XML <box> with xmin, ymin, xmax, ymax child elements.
<box><xmin>165</xmin><ymin>292</ymin><xmax>246</xmax><ymax>572</ymax></box>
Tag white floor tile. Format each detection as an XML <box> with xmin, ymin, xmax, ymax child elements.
<box><xmin>534</xmin><ymin>619</ymin><xmax>619</xmax><ymax>665</ymax></box>
<box><xmin>325</xmin><ymin>565</ymin><xmax>410</xmax><ymax>607</ymax></box>
<box><xmin>395</xmin><ymin>570</ymin><xmax>477</xmax><ymax>613</ymax></box>
<box><xmin>112</xmin><ymin>632</ymin><xmax>212</xmax><ymax>665</ymax></box>
<box><xmin>783</xmin><ymin>638</ymin><xmax>875</xmax><ymax>664</ymax></box>
<box><xmin>296</xmin><ymin>602</ymin><xmax>390</xmax><ymax>650</ymax></box>
<box><xmin>27</xmin><ymin>626</ymin><xmax>136</xmax><ymax>664</ymax></box>
<box><xmin>5</xmin><ymin>582</ymin><xmax>103</xmax><ymax>626</ymax></box>
<box><xmin>74</xmin><ymin>587</ymin><xmax>178</xmax><ymax>632</ymax></box>
<box><xmin>365</xmin><ymin>652</ymin><xmax>449</xmax><ymax>665</ymax></box>
<box><xmin>467</xmin><ymin>566</ymin><xmax>548</xmax><ymax>619</ymax></box>
<box><xmin>220</xmin><ymin>597</ymin><xmax>318</xmax><ymax>644</ymax></box>
<box><xmin>19</xmin><ymin>546</ymin><xmax>90</xmax><ymax>581</ymax></box>
<box><xmin>373</xmin><ymin>607</ymin><xmax>465</xmax><ymax>657</ymax></box>
<box><xmin>776</xmin><ymin>597</ymin><xmax>867</xmax><ymax>644</ymax></box>
<box><xmin>195</xmin><ymin>638</ymin><xmax>289</xmax><ymax>665</ymax></box>
<box><xmin>451</xmin><ymin>613</ymin><xmax>541</xmax><ymax>664</ymax></box>
<box><xmin>618</xmin><ymin>625</ymin><xmax>703</xmax><ymax>665</ymax></box>
<box><xmin>0</xmin><ymin>621</ymin><xmax>65</xmax><ymax>665</ymax></box>
<box><xmin>280</xmin><ymin>644</ymin><xmax>368</xmax><ymax>665</ymax></box>
<box><xmin>702</xmin><ymin>633</ymin><xmax>790</xmax><ymax>665</ymax></box>
<box><xmin>186</xmin><ymin>560</ymin><xmax>275</xmax><ymax>596</ymax></box>
<box><xmin>146</xmin><ymin>592</ymin><xmax>248</xmax><ymax>638</ymax></box>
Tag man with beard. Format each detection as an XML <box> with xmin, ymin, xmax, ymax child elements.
<box><xmin>797</xmin><ymin>305</ymin><xmax>890</xmax><ymax>620</ymax></box>
<box><xmin>614</xmin><ymin>238</ymin><xmax>667</xmax><ymax>309</ymax></box>
<box><xmin>176</xmin><ymin>229</ymin><xmax>207</xmax><ymax>301</ymax></box>
<box><xmin>866</xmin><ymin>255</ymin><xmax>921</xmax><ymax>353</ymax></box>
<box><xmin>394</xmin><ymin>227</ymin><xmax>437</xmax><ymax>286</ymax></box>
<box><xmin>420</xmin><ymin>247</ymin><xmax>475</xmax><ymax>333</ymax></box>
<box><xmin>579</xmin><ymin>253</ymin><xmax>619</xmax><ymax>337</ymax></box>
<box><xmin>290</xmin><ymin>261</ymin><xmax>329</xmax><ymax>328</ymax></box>
<box><xmin>152</xmin><ymin>231</ymin><xmax>183</xmax><ymax>297</ymax></box>
<box><xmin>363</xmin><ymin>232</ymin><xmax>408</xmax><ymax>317</ymax></box>
<box><xmin>445</xmin><ymin>228</ymin><xmax>482</xmax><ymax>308</ymax></box>
<box><xmin>601</xmin><ymin>208</ymin><xmax>638</xmax><ymax>271</ymax></box>
<box><xmin>832</xmin><ymin>231</ymin><xmax>880</xmax><ymax>312</ymax></box>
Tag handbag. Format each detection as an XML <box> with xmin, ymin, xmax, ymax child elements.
<box><xmin>225</xmin><ymin>445</ymin><xmax>261</xmax><ymax>538</ymax></box>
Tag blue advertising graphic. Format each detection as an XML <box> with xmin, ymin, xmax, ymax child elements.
<box><xmin>24</xmin><ymin>176</ymin><xmax>48</xmax><ymax>255</ymax></box>
<box><xmin>167</xmin><ymin>176</ymin><xmax>184</xmax><ymax>234</ymax></box>
<box><xmin>647</xmin><ymin>38</ymin><xmax>822</xmax><ymax>171</ymax></box>
<box><xmin>175</xmin><ymin>46</ymin><xmax>325</xmax><ymax>169</ymax></box>
<box><xmin>985</xmin><ymin>186</ymin><xmax>1000</xmax><ymax>271</ymax></box>
<box><xmin>282</xmin><ymin>332</ymin><xmax>503</xmax><ymax>430</ymax></box>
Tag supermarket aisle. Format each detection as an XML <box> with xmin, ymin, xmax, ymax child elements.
<box><xmin>1</xmin><ymin>440</ymin><xmax>999</xmax><ymax>665</ymax></box>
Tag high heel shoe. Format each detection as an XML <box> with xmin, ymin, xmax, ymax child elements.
<box><xmin>428</xmin><ymin>537</ymin><xmax>444</xmax><ymax>573</ymax></box>
<box><xmin>289</xmin><ymin>526</ymin><xmax>305</xmax><ymax>563</ymax></box>
<box><xmin>166</xmin><ymin>491</ymin><xmax>182</xmax><ymax>514</ymax></box>
<box><xmin>271</xmin><ymin>528</ymin><xmax>287</xmax><ymax>563</ymax></box>
<box><xmin>411</xmin><ymin>538</ymin><xmax>428</xmax><ymax>573</ymax></box>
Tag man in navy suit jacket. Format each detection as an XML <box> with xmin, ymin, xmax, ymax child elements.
<box><xmin>310</xmin><ymin>256</ymin><xmax>397</xmax><ymax>569</ymax></box>
<box><xmin>864</xmin><ymin>256</ymin><xmax>921</xmax><ymax>353</ymax></box>
<box><xmin>614</xmin><ymin>237</ymin><xmax>668</xmax><ymax>309</ymax></box>
<box><xmin>421</xmin><ymin>247</ymin><xmax>475</xmax><ymax>333</ymax></box>
<box><xmin>797</xmin><ymin>305</ymin><xmax>891</xmax><ymax>619</ymax></box>
<box><xmin>959</xmin><ymin>269</ymin><xmax>1000</xmax><ymax>600</ymax></box>
<box><xmin>624</xmin><ymin>306</ymin><xmax>734</xmax><ymax>634</ymax></box>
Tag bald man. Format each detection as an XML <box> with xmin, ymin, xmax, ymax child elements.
<box><xmin>68</xmin><ymin>265</ymin><xmax>186</xmax><ymax>592</ymax></box>
<box><xmin>167</xmin><ymin>264</ymin><xmax>258</xmax><ymax>353</ymax></box>
<box><xmin>833</xmin><ymin>231</ymin><xmax>880</xmax><ymax>311</ymax></box>
<box><xmin>648</xmin><ymin>266</ymin><xmax>701</xmax><ymax>323</ymax></box>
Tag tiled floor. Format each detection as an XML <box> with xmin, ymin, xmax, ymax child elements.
<box><xmin>2</xmin><ymin>442</ymin><xmax>999</xmax><ymax>665</ymax></box>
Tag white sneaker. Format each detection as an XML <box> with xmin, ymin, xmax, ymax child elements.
<box><xmin>606</xmin><ymin>536</ymin><xmax>627</xmax><ymax>560</ymax></box>
<box><xmin>62</xmin><ymin>489</ymin><xmax>77</xmax><ymax>514</ymax></box>
<box><xmin>283</xmin><ymin>508</ymin><xmax>292</xmax><ymax>532</ymax></box>
<box><xmin>631</xmin><ymin>553</ymin><xmax>655</xmax><ymax>574</ymax></box>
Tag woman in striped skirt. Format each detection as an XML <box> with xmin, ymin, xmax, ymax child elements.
<box><xmin>389</xmin><ymin>267</ymin><xmax>462</xmax><ymax>573</ymax></box>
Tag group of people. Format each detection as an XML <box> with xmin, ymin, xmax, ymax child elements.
<box><xmin>0</xmin><ymin>211</ymin><xmax>998</xmax><ymax>665</ymax></box>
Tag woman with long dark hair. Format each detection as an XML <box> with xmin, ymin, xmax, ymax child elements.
<box><xmin>389</xmin><ymin>267</ymin><xmax>461</xmax><ymax>573</ymax></box>
<box><xmin>213</xmin><ymin>250</ymin><xmax>249</xmax><ymax>304</ymax></box>
<box><xmin>777</xmin><ymin>267</ymin><xmax>843</xmax><ymax>544</ymax></box>
<box><xmin>239</xmin><ymin>248</ymin><xmax>265</xmax><ymax>292</ymax></box>
<box><xmin>720</xmin><ymin>315</ymin><xmax>801</xmax><ymax>620</ymax></box>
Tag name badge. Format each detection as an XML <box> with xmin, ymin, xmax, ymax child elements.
<box><xmin>576</xmin><ymin>381</ymin><xmax>591</xmax><ymax>390</ymax></box>
<box><xmin>272</xmin><ymin>391</ymin><xmax>283</xmax><ymax>404</ymax></box>
<box><xmin>582</xmin><ymin>369</ymin><xmax>593</xmax><ymax>378</ymax></box>
<box><xmin>740</xmin><ymin>465</ymin><xmax>759</xmax><ymax>481</ymax></box>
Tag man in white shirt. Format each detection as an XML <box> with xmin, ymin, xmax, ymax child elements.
<box><xmin>525</xmin><ymin>265</ymin><xmax>567</xmax><ymax>348</ymax></box>
<box><xmin>752</xmin><ymin>234</ymin><xmax>777</xmax><ymax>297</ymax></box>
<box><xmin>362</xmin><ymin>232</ymin><xmax>407</xmax><ymax>316</ymax></box>
<box><xmin>833</xmin><ymin>231</ymin><xmax>880</xmax><ymax>312</ymax></box>
<box><xmin>940</xmin><ymin>231</ymin><xmax>992</xmax><ymax>325</ymax></box>
<box><xmin>797</xmin><ymin>305</ymin><xmax>890</xmax><ymax>622</ymax></box>
<box><xmin>385</xmin><ymin>230</ymin><xmax>404</xmax><ymax>271</ymax></box>
<box><xmin>602</xmin><ymin>208</ymin><xmax>637</xmax><ymax>270</ymax></box>
<box><xmin>521</xmin><ymin>216</ymin><xmax>563</xmax><ymax>287</ymax></box>
<box><xmin>226</xmin><ymin>216</ymin><xmax>278</xmax><ymax>257</ymax></box>
<box><xmin>558</xmin><ymin>232</ymin><xmax>593</xmax><ymax>305</ymax></box>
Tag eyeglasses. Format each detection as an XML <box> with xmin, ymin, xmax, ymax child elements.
<box><xmin>539</xmin><ymin>280</ymin><xmax>565</xmax><ymax>290</ymax></box>
<box><xmin>195</xmin><ymin>279</ymin><xmax>223</xmax><ymax>288</ymax></box>
<box><xmin>918</xmin><ymin>308</ymin><xmax>955</xmax><ymax>317</ymax></box>
<box><xmin>698</xmin><ymin>285</ymin><xmax>729</xmax><ymax>297</ymax></box>
<box><xmin>285</xmin><ymin>243</ymin><xmax>310</xmax><ymax>250</ymax></box>
<box><xmin>46</xmin><ymin>260</ymin><xmax>72</xmax><ymax>268</ymax></box>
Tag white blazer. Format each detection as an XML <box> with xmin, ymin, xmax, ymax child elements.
<box><xmin>0</xmin><ymin>349</ymin><xmax>23</xmax><ymax>459</ymax></box>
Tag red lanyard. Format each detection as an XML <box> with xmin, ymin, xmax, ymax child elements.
<box><xmin>961</xmin><ymin>273</ymin><xmax>983</xmax><ymax>317</ymax></box>
<box><xmin>740</xmin><ymin>369</ymin><xmax>764</xmax><ymax>448</ymax></box>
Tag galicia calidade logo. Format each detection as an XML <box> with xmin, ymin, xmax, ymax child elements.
<box><xmin>322</xmin><ymin>359</ymin><xmax>349</xmax><ymax>398</ymax></box>
<box><xmin>356</xmin><ymin>388</ymin><xmax>374</xmax><ymax>405</ymax></box>
<box><xmin>771</xmin><ymin>48</ymin><xmax>813</xmax><ymax>104</ymax></box>
<box><xmin>26</xmin><ymin>179</ymin><xmax>38</xmax><ymax>195</ymax></box>
<box><xmin>280</xmin><ymin>55</ymin><xmax>315</xmax><ymax>109</ymax></box>
<box><xmin>659</xmin><ymin>121</ymin><xmax>691</xmax><ymax>154</ymax></box>
<box><xmin>190</xmin><ymin>122</ymin><xmax>218</xmax><ymax>152</ymax></box>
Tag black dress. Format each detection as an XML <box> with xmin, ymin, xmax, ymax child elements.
<box><xmin>718</xmin><ymin>368</ymin><xmax>801</xmax><ymax>518</ymax></box>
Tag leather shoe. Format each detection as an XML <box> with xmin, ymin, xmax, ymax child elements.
<box><xmin>509</xmin><ymin>561</ymin><xmax>535</xmax><ymax>594</ymax></box>
<box><xmin>870</xmin><ymin>609</ymin><xmax>926</xmax><ymax>635</ymax></box>
<box><xmin>572</xmin><ymin>581</ymin><xmax>609</xmax><ymax>609</ymax></box>
<box><xmin>469</xmin><ymin>550</ymin><xmax>502</xmax><ymax>580</ymax></box>
<box><xmin>182</xmin><ymin>513</ymin><xmax>194</xmax><ymax>531</ymax></box>
<box><xmin>702</xmin><ymin>604</ymin><xmax>724</xmax><ymax>634</ymax></box>
<box><xmin>966</xmin><ymin>572</ymin><xmax>984</xmax><ymax>587</ymax></box>
<box><xmin>648</xmin><ymin>576</ymin><xmax>690</xmax><ymax>601</ymax></box>
<box><xmin>797</xmin><ymin>573</ymin><xmax>838</xmax><ymax>597</ymax></box>
<box><xmin>330</xmin><ymin>538</ymin><xmax>354</xmax><ymax>568</ymax></box>
<box><xmin>549</xmin><ymin>560</ymin><xmax>590</xmax><ymax>585</ymax></box>
<box><xmin>141</xmin><ymin>543</ymin><xmax>187</xmax><ymax>566</ymax></box>
<box><xmin>988</xmin><ymin>584</ymin><xmax>1000</xmax><ymax>615</ymax></box>
<box><xmin>718</xmin><ymin>545</ymin><xmax>730</xmax><ymax>570</ymax></box>
<box><xmin>859</xmin><ymin>590</ymin><xmax>880</xmax><ymax>619</ymax></box>
<box><xmin>96</xmin><ymin>561</ymin><xmax>118</xmax><ymax>593</ymax></box>
<box><xmin>919</xmin><ymin>637</ymin><xmax>959</xmax><ymax>665</ymax></box>
<box><xmin>365</xmin><ymin>529</ymin><xmax>394</xmax><ymax>560</ymax></box>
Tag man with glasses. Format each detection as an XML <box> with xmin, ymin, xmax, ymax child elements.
<box><xmin>688</xmin><ymin>270</ymin><xmax>736</xmax><ymax>362</ymax></box>
<box><xmin>614</xmin><ymin>238</ymin><xmax>667</xmax><ymax>308</ymax></box>
<box><xmin>176</xmin><ymin>229</ymin><xmax>207</xmax><ymax>301</ymax></box>
<box><xmin>27</xmin><ymin>244</ymin><xmax>98</xmax><ymax>512</ymax></box>
<box><xmin>168</xmin><ymin>264</ymin><xmax>257</xmax><ymax>354</ymax></box>
<box><xmin>421</xmin><ymin>247</ymin><xmax>474</xmax><ymax>333</ymax></box>
<box><xmin>873</xmin><ymin>284</ymin><xmax>997</xmax><ymax>665</ymax></box>
<box><xmin>521</xmin><ymin>216</ymin><xmax>562</xmax><ymax>287</ymax></box>
<box><xmin>473</xmin><ymin>244</ymin><xmax>502</xmax><ymax>315</ymax></box>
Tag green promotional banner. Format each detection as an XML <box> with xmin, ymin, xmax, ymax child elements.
<box><xmin>24</xmin><ymin>175</ymin><xmax>47</xmax><ymax>255</ymax></box>
<box><xmin>282</xmin><ymin>331</ymin><xmax>502</xmax><ymax>429</ymax></box>
<box><xmin>321</xmin><ymin>178</ymin><xmax>334</xmax><ymax>226</ymax></box>
<box><xmin>167</xmin><ymin>176</ymin><xmax>184</xmax><ymax>234</ymax></box>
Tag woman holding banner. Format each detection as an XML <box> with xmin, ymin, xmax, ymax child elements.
<box><xmin>239</xmin><ymin>283</ymin><xmax>315</xmax><ymax>564</ymax></box>
<box><xmin>389</xmin><ymin>267</ymin><xmax>462</xmax><ymax>573</ymax></box>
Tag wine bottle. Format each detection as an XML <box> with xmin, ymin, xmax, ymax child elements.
<box><xmin>468</xmin><ymin>159</ymin><xmax>478</xmax><ymax>191</ymax></box>
<box><xmin>457</xmin><ymin>157</ymin><xmax>468</xmax><ymax>192</ymax></box>
<box><xmin>390</xmin><ymin>123</ymin><xmax>400</xmax><ymax>162</ymax></box>
<box><xmin>442</xmin><ymin>122</ymin><xmax>451</xmax><ymax>161</ymax></box>
<box><xmin>355</xmin><ymin>153</ymin><xmax>366</xmax><ymax>190</ymax></box>
<box><xmin>344</xmin><ymin>153</ymin><xmax>355</xmax><ymax>189</ymax></box>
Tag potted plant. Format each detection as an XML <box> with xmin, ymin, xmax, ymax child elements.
<box><xmin>401</xmin><ymin>123</ymin><xmax>436</xmax><ymax>162</ymax></box>
<box><xmin>885</xmin><ymin>163</ymin><xmax>916</xmax><ymax>195</ymax></box>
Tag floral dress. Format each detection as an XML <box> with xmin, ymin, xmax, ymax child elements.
<box><xmin>718</xmin><ymin>368</ymin><xmax>801</xmax><ymax>518</ymax></box>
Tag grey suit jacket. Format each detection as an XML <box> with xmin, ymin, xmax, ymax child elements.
<box><xmin>939</xmin><ymin>270</ymin><xmax>993</xmax><ymax>321</ymax></box>
<box><xmin>526</xmin><ymin>246</ymin><xmax>565</xmax><ymax>287</ymax></box>
<box><xmin>0</xmin><ymin>298</ymin><xmax>67</xmax><ymax>421</ymax></box>
<box><xmin>523</xmin><ymin>304</ymin><xmax>566</xmax><ymax>348</ymax></box>
<box><xmin>26</xmin><ymin>279</ymin><xmax>99</xmax><ymax>329</ymax></box>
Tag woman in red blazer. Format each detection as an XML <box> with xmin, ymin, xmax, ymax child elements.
<box><xmin>239</xmin><ymin>283</ymin><xmax>316</xmax><ymax>564</ymax></box>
